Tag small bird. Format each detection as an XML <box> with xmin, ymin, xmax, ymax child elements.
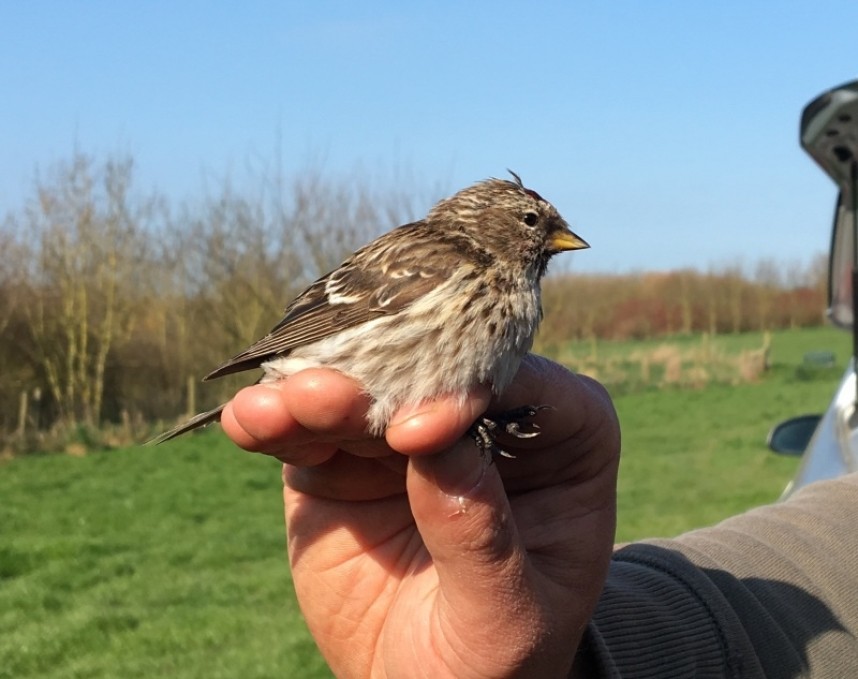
<box><xmin>152</xmin><ymin>172</ymin><xmax>588</xmax><ymax>452</ymax></box>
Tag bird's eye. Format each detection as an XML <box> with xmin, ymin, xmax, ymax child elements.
<box><xmin>522</xmin><ymin>212</ymin><xmax>539</xmax><ymax>227</ymax></box>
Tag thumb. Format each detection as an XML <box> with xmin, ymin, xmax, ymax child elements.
<box><xmin>406</xmin><ymin>443</ymin><xmax>541</xmax><ymax>663</ymax></box>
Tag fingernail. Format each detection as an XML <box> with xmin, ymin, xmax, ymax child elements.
<box><xmin>389</xmin><ymin>402</ymin><xmax>437</xmax><ymax>427</ymax></box>
<box><xmin>257</xmin><ymin>382</ymin><xmax>284</xmax><ymax>391</ymax></box>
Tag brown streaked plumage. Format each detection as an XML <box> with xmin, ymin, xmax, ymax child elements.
<box><xmin>151</xmin><ymin>173</ymin><xmax>588</xmax><ymax>448</ymax></box>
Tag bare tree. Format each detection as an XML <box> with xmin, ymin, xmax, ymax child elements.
<box><xmin>18</xmin><ymin>154</ymin><xmax>155</xmax><ymax>427</ymax></box>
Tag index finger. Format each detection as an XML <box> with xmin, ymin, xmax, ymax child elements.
<box><xmin>222</xmin><ymin>367</ymin><xmax>495</xmax><ymax>460</ymax></box>
<box><xmin>222</xmin><ymin>369</ymin><xmax>371</xmax><ymax>453</ymax></box>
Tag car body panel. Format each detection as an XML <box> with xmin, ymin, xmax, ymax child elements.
<box><xmin>780</xmin><ymin>364</ymin><xmax>858</xmax><ymax>498</ymax></box>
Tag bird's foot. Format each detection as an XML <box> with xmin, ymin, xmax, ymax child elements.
<box><xmin>468</xmin><ymin>405</ymin><xmax>552</xmax><ymax>459</ymax></box>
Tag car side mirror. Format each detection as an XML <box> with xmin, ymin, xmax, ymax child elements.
<box><xmin>767</xmin><ymin>415</ymin><xmax>822</xmax><ymax>455</ymax></box>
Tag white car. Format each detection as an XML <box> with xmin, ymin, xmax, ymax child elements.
<box><xmin>768</xmin><ymin>79</ymin><xmax>858</xmax><ymax>496</ymax></box>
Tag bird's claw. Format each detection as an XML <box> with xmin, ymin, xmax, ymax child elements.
<box><xmin>468</xmin><ymin>405</ymin><xmax>553</xmax><ymax>459</ymax></box>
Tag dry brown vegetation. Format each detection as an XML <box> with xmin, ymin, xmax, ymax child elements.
<box><xmin>0</xmin><ymin>152</ymin><xmax>828</xmax><ymax>453</ymax></box>
<box><xmin>543</xmin><ymin>333</ymin><xmax>775</xmax><ymax>395</ymax></box>
<box><xmin>537</xmin><ymin>263</ymin><xmax>826</xmax><ymax>347</ymax></box>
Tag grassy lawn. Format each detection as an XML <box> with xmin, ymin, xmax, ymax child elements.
<box><xmin>0</xmin><ymin>443</ymin><xmax>330</xmax><ymax>679</ymax></box>
<box><xmin>0</xmin><ymin>327</ymin><xmax>850</xmax><ymax>677</ymax></box>
<box><xmin>606</xmin><ymin>326</ymin><xmax>850</xmax><ymax>540</ymax></box>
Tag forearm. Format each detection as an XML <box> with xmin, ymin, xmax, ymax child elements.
<box><xmin>578</xmin><ymin>474</ymin><xmax>858</xmax><ymax>678</ymax></box>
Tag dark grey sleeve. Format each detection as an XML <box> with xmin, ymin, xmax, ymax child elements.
<box><xmin>575</xmin><ymin>473</ymin><xmax>858</xmax><ymax>678</ymax></box>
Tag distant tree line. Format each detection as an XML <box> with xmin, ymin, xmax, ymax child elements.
<box><xmin>536</xmin><ymin>259</ymin><xmax>826</xmax><ymax>350</ymax></box>
<box><xmin>0</xmin><ymin>152</ymin><xmax>829</xmax><ymax>452</ymax></box>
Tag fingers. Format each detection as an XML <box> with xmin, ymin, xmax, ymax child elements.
<box><xmin>221</xmin><ymin>358</ymin><xmax>619</xmax><ymax>488</ymax></box>
<box><xmin>220</xmin><ymin>368</ymin><xmax>492</xmax><ymax>463</ymax></box>
<box><xmin>385</xmin><ymin>385</ymin><xmax>491</xmax><ymax>456</ymax></box>
<box><xmin>220</xmin><ymin>384</ymin><xmax>298</xmax><ymax>451</ymax></box>
<box><xmin>221</xmin><ymin>369</ymin><xmax>370</xmax><ymax>464</ymax></box>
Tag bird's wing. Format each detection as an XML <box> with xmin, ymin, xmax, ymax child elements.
<box><xmin>204</xmin><ymin>222</ymin><xmax>461</xmax><ymax>380</ymax></box>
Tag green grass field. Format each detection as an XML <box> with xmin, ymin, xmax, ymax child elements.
<box><xmin>0</xmin><ymin>327</ymin><xmax>850</xmax><ymax>677</ymax></box>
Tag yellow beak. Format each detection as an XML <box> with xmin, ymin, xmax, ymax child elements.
<box><xmin>551</xmin><ymin>228</ymin><xmax>590</xmax><ymax>252</ymax></box>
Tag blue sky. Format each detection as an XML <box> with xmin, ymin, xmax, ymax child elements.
<box><xmin>2</xmin><ymin>2</ymin><xmax>857</xmax><ymax>273</ymax></box>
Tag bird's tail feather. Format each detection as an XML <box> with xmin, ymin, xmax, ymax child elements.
<box><xmin>147</xmin><ymin>404</ymin><xmax>227</xmax><ymax>445</ymax></box>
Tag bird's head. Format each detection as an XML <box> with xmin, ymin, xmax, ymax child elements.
<box><xmin>427</xmin><ymin>171</ymin><xmax>588</xmax><ymax>276</ymax></box>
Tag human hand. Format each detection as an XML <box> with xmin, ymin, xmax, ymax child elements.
<box><xmin>222</xmin><ymin>355</ymin><xmax>620</xmax><ymax>678</ymax></box>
